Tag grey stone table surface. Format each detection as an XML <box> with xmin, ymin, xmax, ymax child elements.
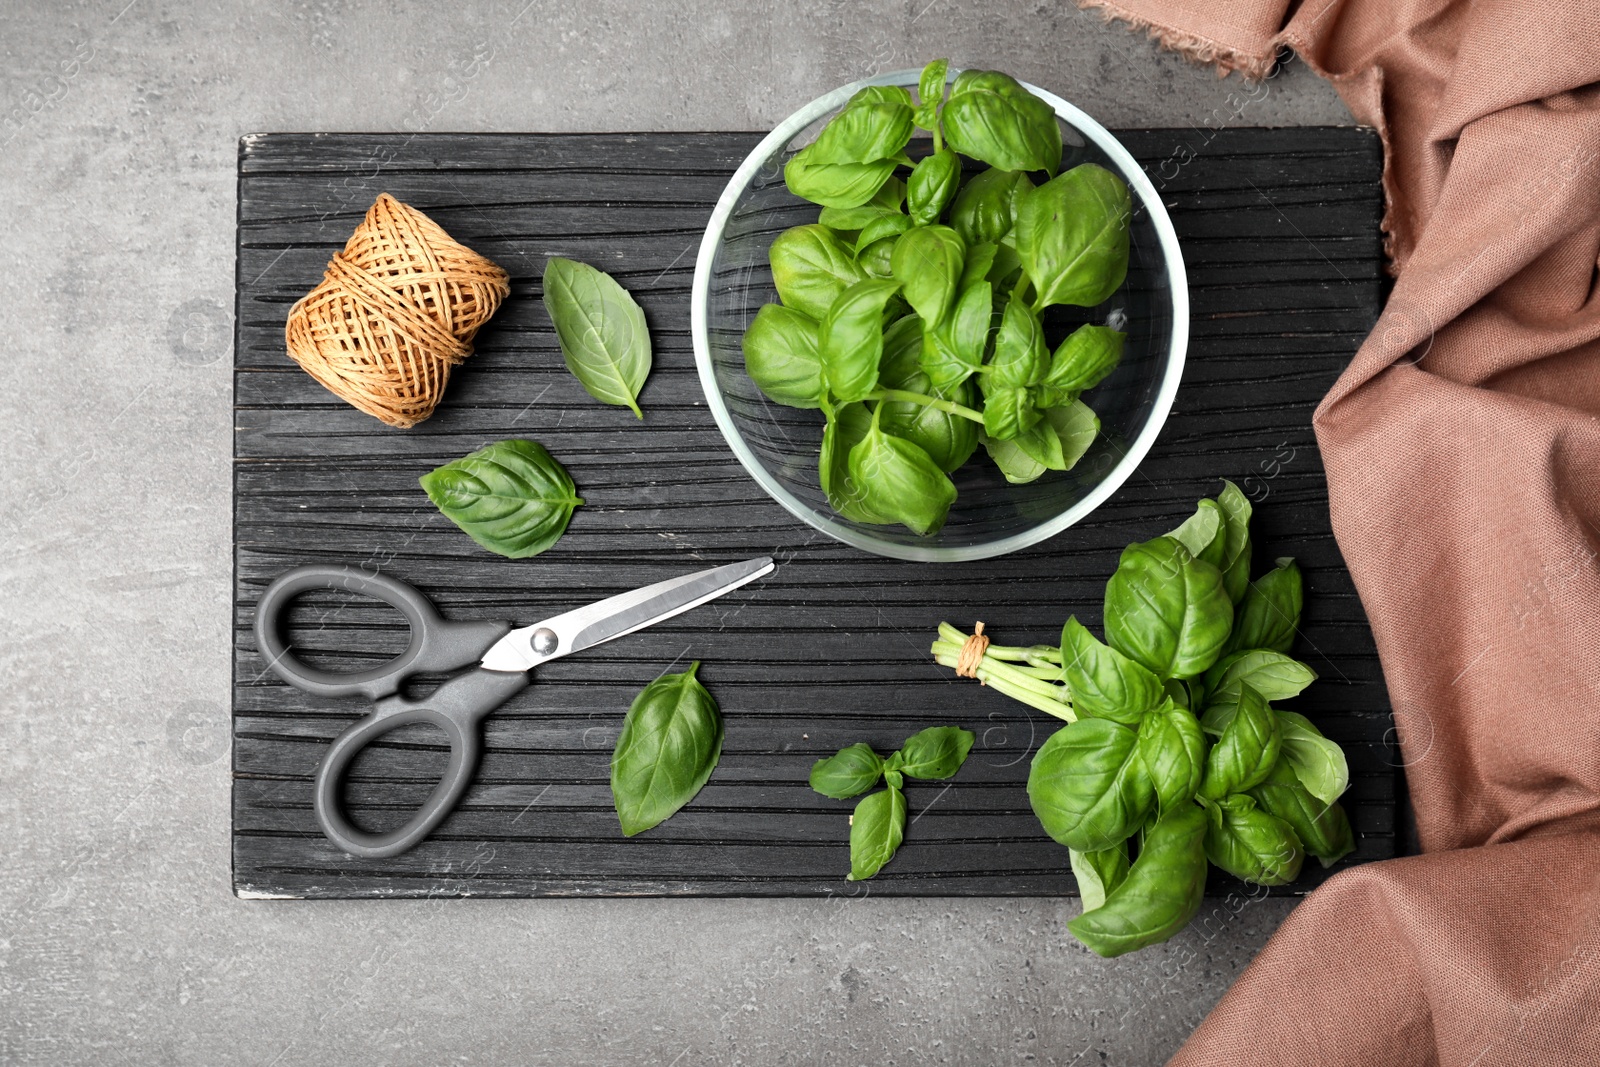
<box><xmin>0</xmin><ymin>2</ymin><xmax>1355</xmax><ymax>1063</ymax></box>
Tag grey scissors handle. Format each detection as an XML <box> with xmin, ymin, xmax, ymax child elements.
<box><xmin>253</xmin><ymin>565</ymin><xmax>522</xmax><ymax>859</ymax></box>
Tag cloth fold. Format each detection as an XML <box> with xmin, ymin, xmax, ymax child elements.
<box><xmin>1078</xmin><ymin>1</ymin><xmax>1600</xmax><ymax>1063</ymax></box>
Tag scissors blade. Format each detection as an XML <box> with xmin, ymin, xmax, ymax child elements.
<box><xmin>479</xmin><ymin>556</ymin><xmax>775</xmax><ymax>673</ymax></box>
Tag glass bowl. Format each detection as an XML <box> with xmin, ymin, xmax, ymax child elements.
<box><xmin>690</xmin><ymin>69</ymin><xmax>1188</xmax><ymax>562</ymax></box>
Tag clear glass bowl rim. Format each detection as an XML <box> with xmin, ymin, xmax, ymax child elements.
<box><xmin>690</xmin><ymin>68</ymin><xmax>1190</xmax><ymax>563</ymax></box>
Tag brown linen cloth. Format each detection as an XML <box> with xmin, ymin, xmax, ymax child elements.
<box><xmin>1079</xmin><ymin>0</ymin><xmax>1600</xmax><ymax>1063</ymax></box>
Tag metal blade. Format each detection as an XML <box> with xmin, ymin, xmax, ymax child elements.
<box><xmin>479</xmin><ymin>556</ymin><xmax>775</xmax><ymax>673</ymax></box>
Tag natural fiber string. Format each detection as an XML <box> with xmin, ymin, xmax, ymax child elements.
<box><xmin>284</xmin><ymin>193</ymin><xmax>510</xmax><ymax>428</ymax></box>
<box><xmin>955</xmin><ymin>621</ymin><xmax>989</xmax><ymax>680</ymax></box>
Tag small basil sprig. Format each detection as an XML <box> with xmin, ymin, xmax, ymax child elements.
<box><xmin>809</xmin><ymin>726</ymin><xmax>975</xmax><ymax>881</ymax></box>
<box><xmin>541</xmin><ymin>258</ymin><xmax>652</xmax><ymax>418</ymax></box>
<box><xmin>610</xmin><ymin>662</ymin><xmax>723</xmax><ymax>837</ymax></box>
<box><xmin>933</xmin><ymin>482</ymin><xmax>1359</xmax><ymax>956</ymax></box>
<box><xmin>419</xmin><ymin>439</ymin><xmax>583</xmax><ymax>558</ymax></box>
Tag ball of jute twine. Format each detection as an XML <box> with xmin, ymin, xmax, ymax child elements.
<box><xmin>284</xmin><ymin>193</ymin><xmax>510</xmax><ymax>428</ymax></box>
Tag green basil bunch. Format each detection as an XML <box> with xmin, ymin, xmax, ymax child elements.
<box><xmin>930</xmin><ymin>482</ymin><xmax>1356</xmax><ymax>956</ymax></box>
<box><xmin>744</xmin><ymin>59</ymin><xmax>1134</xmax><ymax>535</ymax></box>
<box><xmin>810</xmin><ymin>726</ymin><xmax>975</xmax><ymax>880</ymax></box>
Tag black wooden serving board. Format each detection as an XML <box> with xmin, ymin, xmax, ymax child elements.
<box><xmin>233</xmin><ymin>129</ymin><xmax>1392</xmax><ymax>899</ymax></box>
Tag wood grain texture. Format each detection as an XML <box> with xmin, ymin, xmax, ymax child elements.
<box><xmin>234</xmin><ymin>130</ymin><xmax>1392</xmax><ymax>899</ymax></box>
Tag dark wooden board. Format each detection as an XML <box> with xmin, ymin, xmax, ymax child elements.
<box><xmin>233</xmin><ymin>129</ymin><xmax>1392</xmax><ymax>899</ymax></box>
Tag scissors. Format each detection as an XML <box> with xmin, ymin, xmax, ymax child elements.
<box><xmin>254</xmin><ymin>556</ymin><xmax>775</xmax><ymax>859</ymax></box>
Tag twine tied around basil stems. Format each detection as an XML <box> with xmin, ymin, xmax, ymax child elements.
<box><xmin>284</xmin><ymin>193</ymin><xmax>510</xmax><ymax>428</ymax></box>
<box><xmin>955</xmin><ymin>622</ymin><xmax>989</xmax><ymax>680</ymax></box>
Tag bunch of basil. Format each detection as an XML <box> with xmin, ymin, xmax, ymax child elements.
<box><xmin>931</xmin><ymin>482</ymin><xmax>1356</xmax><ymax>956</ymax></box>
<box><xmin>741</xmin><ymin>60</ymin><xmax>1134</xmax><ymax>534</ymax></box>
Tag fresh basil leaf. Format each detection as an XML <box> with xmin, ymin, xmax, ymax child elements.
<box><xmin>769</xmin><ymin>224</ymin><xmax>864</xmax><ymax>320</ymax></box>
<box><xmin>847</xmin><ymin>784</ymin><xmax>907</xmax><ymax>881</ymax></box>
<box><xmin>959</xmin><ymin>242</ymin><xmax>999</xmax><ymax>290</ymax></box>
<box><xmin>942</xmin><ymin>71</ymin><xmax>1062</xmax><ymax>174</ymax></box>
<box><xmin>1215</xmin><ymin>480</ymin><xmax>1254</xmax><ymax>604</ymax></box>
<box><xmin>847</xmin><ymin>414</ymin><xmax>958</xmax><ymax>535</ymax></box>
<box><xmin>949</xmin><ymin>168</ymin><xmax>1034</xmax><ymax>247</ymax></box>
<box><xmin>878</xmin><ymin>319</ymin><xmax>980</xmax><ymax>472</ymax></box>
<box><xmin>741</xmin><ymin>303</ymin><xmax>824</xmax><ymax>409</ymax></box>
<box><xmin>810</xmin><ymin>742</ymin><xmax>885</xmax><ymax>800</ymax></box>
<box><xmin>920</xmin><ymin>280</ymin><xmax>991</xmax><ymax>390</ymax></box>
<box><xmin>1202</xmin><ymin>793</ymin><xmax>1304</xmax><ymax>886</ymax></box>
<box><xmin>1027</xmin><ymin>717</ymin><xmax>1154</xmax><ymax>853</ymax></box>
<box><xmin>907</xmin><ymin>149</ymin><xmax>961</xmax><ymax>226</ymax></box>
<box><xmin>785</xmin><ymin>145</ymin><xmax>900</xmax><ymax>209</ymax></box>
<box><xmin>917</xmin><ymin>58</ymin><xmax>949</xmax><ymax>115</ymax></box>
<box><xmin>818</xmin><ymin>177</ymin><xmax>905</xmax><ymax>231</ymax></box>
<box><xmin>1069</xmin><ymin>843</ymin><xmax>1130</xmax><ymax>913</ymax></box>
<box><xmin>854</xmin><ymin>213</ymin><xmax>913</xmax><ymax>254</ymax></box>
<box><xmin>1066</xmin><ymin>802</ymin><xmax>1207</xmax><ymax>958</ymax></box>
<box><xmin>1166</xmin><ymin>499</ymin><xmax>1228</xmax><ymax>569</ymax></box>
<box><xmin>1248</xmin><ymin>758</ymin><xmax>1354</xmax><ymax>867</ymax></box>
<box><xmin>610</xmin><ymin>662</ymin><xmax>723</xmax><ymax>836</ymax></box>
<box><xmin>821</xmin><ymin>402</ymin><xmax>894</xmax><ymax>524</ymax></box>
<box><xmin>1046</xmin><ymin>400</ymin><xmax>1099</xmax><ymax>470</ymax></box>
<box><xmin>890</xmin><ymin>224</ymin><xmax>966</xmax><ymax>327</ymax></box>
<box><xmin>1197</xmin><ymin>683</ymin><xmax>1282</xmax><ymax>800</ymax></box>
<box><xmin>818</xmin><ymin>278</ymin><xmax>901</xmax><ymax>402</ymax></box>
<box><xmin>419</xmin><ymin>439</ymin><xmax>583</xmax><ymax>559</ymax></box>
<box><xmin>1103</xmin><ymin>536</ymin><xmax>1234</xmax><ymax>680</ymax></box>
<box><xmin>1203</xmin><ymin>649</ymin><xmax>1317</xmax><ymax>704</ymax></box>
<box><xmin>1007</xmin><ymin>420</ymin><xmax>1064</xmax><ymax>471</ymax></box>
<box><xmin>1225</xmin><ymin>557</ymin><xmax>1304</xmax><ymax>655</ymax></box>
<box><xmin>981</xmin><ymin>429</ymin><xmax>1047</xmax><ymax>485</ymax></box>
<box><xmin>1045</xmin><ymin>324</ymin><xmax>1125</xmax><ymax>393</ymax></box>
<box><xmin>1059</xmin><ymin>616</ymin><xmax>1164</xmax><ymax>724</ymax></box>
<box><xmin>1014</xmin><ymin>164</ymin><xmax>1131</xmax><ymax>308</ymax></box>
<box><xmin>807</xmin><ymin>88</ymin><xmax>915</xmax><ymax>165</ymax></box>
<box><xmin>1137</xmin><ymin>700</ymin><xmax>1208</xmax><ymax>814</ymax></box>
<box><xmin>1276</xmin><ymin>709</ymin><xmax>1349</xmax><ymax>806</ymax></box>
<box><xmin>895</xmin><ymin>725</ymin><xmax>975</xmax><ymax>779</ymax></box>
<box><xmin>541</xmin><ymin>257</ymin><xmax>653</xmax><ymax>418</ymax></box>
<box><xmin>857</xmin><ymin>236</ymin><xmax>898</xmax><ymax>279</ymax></box>
<box><xmin>980</xmin><ymin>384</ymin><xmax>1041</xmax><ymax>441</ymax></box>
<box><xmin>984</xmin><ymin>292</ymin><xmax>1046</xmax><ymax>388</ymax></box>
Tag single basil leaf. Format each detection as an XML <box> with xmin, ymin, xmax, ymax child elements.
<box><xmin>920</xmin><ymin>280</ymin><xmax>991</xmax><ymax>390</ymax></box>
<box><xmin>818</xmin><ymin>177</ymin><xmax>905</xmax><ymax>231</ymax></box>
<box><xmin>942</xmin><ymin>71</ymin><xmax>1062</xmax><ymax>174</ymax></box>
<box><xmin>741</xmin><ymin>303</ymin><xmax>824</xmax><ymax>409</ymax></box>
<box><xmin>879</xmin><ymin>320</ymin><xmax>979</xmax><ymax>473</ymax></box>
<box><xmin>1069</xmin><ymin>843</ymin><xmax>1130</xmax><ymax>913</ymax></box>
<box><xmin>907</xmin><ymin>149</ymin><xmax>961</xmax><ymax>226</ymax></box>
<box><xmin>785</xmin><ymin>145</ymin><xmax>900</xmax><ymax>209</ymax></box>
<box><xmin>847</xmin><ymin>785</ymin><xmax>907</xmax><ymax>881</ymax></box>
<box><xmin>1198</xmin><ymin>683</ymin><xmax>1282</xmax><ymax>800</ymax></box>
<box><xmin>949</xmin><ymin>168</ymin><xmax>1034</xmax><ymax>248</ymax></box>
<box><xmin>610</xmin><ymin>662</ymin><xmax>723</xmax><ymax>836</ymax></box>
<box><xmin>1103</xmin><ymin>536</ymin><xmax>1235</xmax><ymax>680</ymax></box>
<box><xmin>1215</xmin><ymin>480</ymin><xmax>1254</xmax><ymax>604</ymax></box>
<box><xmin>1249</xmin><ymin>758</ymin><xmax>1354</xmax><ymax>867</ymax></box>
<box><xmin>959</xmin><ymin>242</ymin><xmax>999</xmax><ymax>290</ymax></box>
<box><xmin>1067</xmin><ymin>802</ymin><xmax>1207</xmax><ymax>958</ymax></box>
<box><xmin>1027</xmin><ymin>717</ymin><xmax>1154</xmax><ymax>853</ymax></box>
<box><xmin>854</xmin><ymin>213</ymin><xmax>913</xmax><ymax>254</ymax></box>
<box><xmin>1166</xmin><ymin>499</ymin><xmax>1228</xmax><ymax>570</ymax></box>
<box><xmin>896</xmin><ymin>725</ymin><xmax>975</xmax><ymax>780</ymax></box>
<box><xmin>982</xmin><ymin>429</ymin><xmax>1047</xmax><ymax>485</ymax></box>
<box><xmin>1225</xmin><ymin>557</ymin><xmax>1304</xmax><ymax>655</ymax></box>
<box><xmin>541</xmin><ymin>257</ymin><xmax>652</xmax><ymax>418</ymax></box>
<box><xmin>810</xmin><ymin>742</ymin><xmax>885</xmax><ymax>800</ymax></box>
<box><xmin>883</xmin><ymin>768</ymin><xmax>905</xmax><ymax>790</ymax></box>
<box><xmin>1012</xmin><ymin>419</ymin><xmax>1065</xmax><ymax>470</ymax></box>
<box><xmin>857</xmin><ymin>236</ymin><xmax>897</xmax><ymax>279</ymax></box>
<box><xmin>1137</xmin><ymin>700</ymin><xmax>1208</xmax><ymax>814</ymax></box>
<box><xmin>769</xmin><ymin>224</ymin><xmax>864</xmax><ymax>320</ymax></box>
<box><xmin>847</xmin><ymin>416</ymin><xmax>957</xmax><ymax>536</ymax></box>
<box><xmin>1203</xmin><ymin>649</ymin><xmax>1317</xmax><ymax>704</ymax></box>
<box><xmin>980</xmin><ymin>384</ymin><xmax>1041</xmax><ymax>441</ymax></box>
<box><xmin>984</xmin><ymin>293</ymin><xmax>1046</xmax><ymax>388</ymax></box>
<box><xmin>1276</xmin><ymin>709</ymin><xmax>1350</xmax><ymax>806</ymax></box>
<box><xmin>1014</xmin><ymin>164</ymin><xmax>1131</xmax><ymax>308</ymax></box>
<box><xmin>1046</xmin><ymin>400</ymin><xmax>1099</xmax><ymax>470</ymax></box>
<box><xmin>1060</xmin><ymin>616</ymin><xmax>1163</xmax><ymax>724</ymax></box>
<box><xmin>818</xmin><ymin>278</ymin><xmax>901</xmax><ymax>402</ymax></box>
<box><xmin>917</xmin><ymin>58</ymin><xmax>949</xmax><ymax>114</ymax></box>
<box><xmin>420</xmin><ymin>439</ymin><xmax>583</xmax><ymax>559</ymax></box>
<box><xmin>1045</xmin><ymin>324</ymin><xmax>1124</xmax><ymax>393</ymax></box>
<box><xmin>807</xmin><ymin>89</ymin><xmax>915</xmax><ymax>165</ymax></box>
<box><xmin>821</xmin><ymin>402</ymin><xmax>894</xmax><ymax>524</ymax></box>
<box><xmin>1202</xmin><ymin>794</ymin><xmax>1304</xmax><ymax>886</ymax></box>
<box><xmin>890</xmin><ymin>224</ymin><xmax>966</xmax><ymax>327</ymax></box>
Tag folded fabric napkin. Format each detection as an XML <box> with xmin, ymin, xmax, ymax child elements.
<box><xmin>1079</xmin><ymin>1</ymin><xmax>1600</xmax><ymax>1063</ymax></box>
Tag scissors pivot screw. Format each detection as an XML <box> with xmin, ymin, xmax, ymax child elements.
<box><xmin>531</xmin><ymin>627</ymin><xmax>559</xmax><ymax>655</ymax></box>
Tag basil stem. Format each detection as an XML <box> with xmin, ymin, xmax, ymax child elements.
<box><xmin>864</xmin><ymin>388</ymin><xmax>984</xmax><ymax>424</ymax></box>
<box><xmin>931</xmin><ymin>623</ymin><xmax>1075</xmax><ymax>721</ymax></box>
